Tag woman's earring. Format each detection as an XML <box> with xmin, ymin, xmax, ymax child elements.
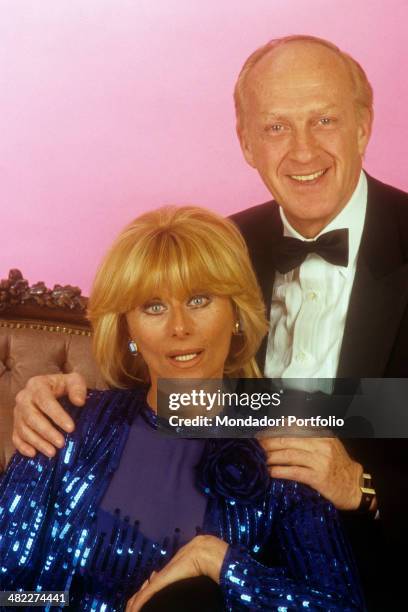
<box><xmin>234</xmin><ymin>320</ymin><xmax>241</xmax><ymax>335</ymax></box>
<box><xmin>128</xmin><ymin>340</ymin><xmax>138</xmax><ymax>355</ymax></box>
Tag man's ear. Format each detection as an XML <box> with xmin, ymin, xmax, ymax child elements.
<box><xmin>357</xmin><ymin>107</ymin><xmax>373</xmax><ymax>157</ymax></box>
<box><xmin>237</xmin><ymin>123</ymin><xmax>257</xmax><ymax>168</ymax></box>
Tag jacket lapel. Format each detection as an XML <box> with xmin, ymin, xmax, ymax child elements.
<box><xmin>337</xmin><ymin>176</ymin><xmax>408</xmax><ymax>377</ymax></box>
<box><xmin>251</xmin><ymin>205</ymin><xmax>281</xmax><ymax>366</ymax></box>
<box><xmin>231</xmin><ymin>201</ymin><xmax>282</xmax><ymax>367</ymax></box>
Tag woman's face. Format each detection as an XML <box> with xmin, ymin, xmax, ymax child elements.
<box><xmin>126</xmin><ymin>292</ymin><xmax>235</xmax><ymax>395</ymax></box>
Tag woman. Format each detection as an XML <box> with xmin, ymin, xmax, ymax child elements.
<box><xmin>0</xmin><ymin>206</ymin><xmax>364</xmax><ymax>611</ymax></box>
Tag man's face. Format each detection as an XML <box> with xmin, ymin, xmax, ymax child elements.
<box><xmin>238</xmin><ymin>42</ymin><xmax>372</xmax><ymax>237</ymax></box>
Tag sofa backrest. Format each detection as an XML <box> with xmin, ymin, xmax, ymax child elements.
<box><xmin>0</xmin><ymin>270</ymin><xmax>106</xmax><ymax>471</ymax></box>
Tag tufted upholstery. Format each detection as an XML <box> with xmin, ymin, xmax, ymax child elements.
<box><xmin>0</xmin><ymin>298</ymin><xmax>106</xmax><ymax>472</ymax></box>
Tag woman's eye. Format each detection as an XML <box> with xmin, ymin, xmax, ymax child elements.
<box><xmin>188</xmin><ymin>295</ymin><xmax>211</xmax><ymax>308</ymax></box>
<box><xmin>143</xmin><ymin>302</ymin><xmax>166</xmax><ymax>315</ymax></box>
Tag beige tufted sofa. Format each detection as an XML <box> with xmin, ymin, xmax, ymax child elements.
<box><xmin>0</xmin><ymin>270</ymin><xmax>106</xmax><ymax>471</ymax></box>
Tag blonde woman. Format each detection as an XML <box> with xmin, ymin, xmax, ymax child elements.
<box><xmin>0</xmin><ymin>207</ymin><xmax>363</xmax><ymax>611</ymax></box>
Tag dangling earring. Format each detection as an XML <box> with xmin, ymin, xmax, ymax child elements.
<box><xmin>234</xmin><ymin>320</ymin><xmax>241</xmax><ymax>335</ymax></box>
<box><xmin>128</xmin><ymin>340</ymin><xmax>138</xmax><ymax>355</ymax></box>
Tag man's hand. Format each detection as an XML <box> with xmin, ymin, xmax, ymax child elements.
<box><xmin>13</xmin><ymin>372</ymin><xmax>87</xmax><ymax>458</ymax></box>
<box><xmin>259</xmin><ymin>436</ymin><xmax>363</xmax><ymax>510</ymax></box>
<box><xmin>125</xmin><ymin>535</ymin><xmax>227</xmax><ymax>612</ymax></box>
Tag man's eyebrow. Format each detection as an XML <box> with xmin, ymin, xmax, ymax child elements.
<box><xmin>260</xmin><ymin>105</ymin><xmax>341</xmax><ymax>119</ymax></box>
<box><xmin>259</xmin><ymin>111</ymin><xmax>287</xmax><ymax>120</ymax></box>
<box><xmin>311</xmin><ymin>105</ymin><xmax>341</xmax><ymax>114</ymax></box>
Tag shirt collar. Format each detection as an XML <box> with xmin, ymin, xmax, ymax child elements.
<box><xmin>279</xmin><ymin>170</ymin><xmax>368</xmax><ymax>277</ymax></box>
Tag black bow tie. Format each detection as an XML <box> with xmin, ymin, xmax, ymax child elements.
<box><xmin>273</xmin><ymin>228</ymin><xmax>349</xmax><ymax>274</ymax></box>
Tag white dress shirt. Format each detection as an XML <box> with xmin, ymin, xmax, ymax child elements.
<box><xmin>264</xmin><ymin>171</ymin><xmax>368</xmax><ymax>391</ymax></box>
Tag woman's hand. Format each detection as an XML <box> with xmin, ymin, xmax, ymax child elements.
<box><xmin>13</xmin><ymin>372</ymin><xmax>87</xmax><ymax>457</ymax></box>
<box><xmin>125</xmin><ymin>535</ymin><xmax>228</xmax><ymax>612</ymax></box>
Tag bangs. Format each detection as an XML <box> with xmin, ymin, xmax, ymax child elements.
<box><xmin>111</xmin><ymin>229</ymin><xmax>242</xmax><ymax>312</ymax></box>
<box><xmin>88</xmin><ymin>205</ymin><xmax>267</xmax><ymax>385</ymax></box>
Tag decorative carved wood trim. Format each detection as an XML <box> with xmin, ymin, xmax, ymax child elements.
<box><xmin>0</xmin><ymin>320</ymin><xmax>92</xmax><ymax>337</ymax></box>
<box><xmin>0</xmin><ymin>269</ymin><xmax>90</xmax><ymax>328</ymax></box>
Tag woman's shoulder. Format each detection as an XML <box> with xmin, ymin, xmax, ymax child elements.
<box><xmin>61</xmin><ymin>386</ymin><xmax>148</xmax><ymax>427</ymax></box>
<box><xmin>55</xmin><ymin>387</ymin><xmax>149</xmax><ymax>465</ymax></box>
<box><xmin>43</xmin><ymin>387</ymin><xmax>148</xmax><ymax>476</ymax></box>
<box><xmin>270</xmin><ymin>477</ymin><xmax>332</xmax><ymax>503</ymax></box>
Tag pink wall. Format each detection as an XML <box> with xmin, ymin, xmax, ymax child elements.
<box><xmin>1</xmin><ymin>0</ymin><xmax>407</xmax><ymax>294</ymax></box>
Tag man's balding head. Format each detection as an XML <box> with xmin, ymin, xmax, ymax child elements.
<box><xmin>235</xmin><ymin>36</ymin><xmax>373</xmax><ymax>237</ymax></box>
<box><xmin>235</xmin><ymin>35</ymin><xmax>373</xmax><ymax>131</ymax></box>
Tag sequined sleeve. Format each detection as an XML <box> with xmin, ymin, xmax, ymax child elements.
<box><xmin>220</xmin><ymin>482</ymin><xmax>365</xmax><ymax>611</ymax></box>
<box><xmin>0</xmin><ymin>451</ymin><xmax>58</xmax><ymax>589</ymax></box>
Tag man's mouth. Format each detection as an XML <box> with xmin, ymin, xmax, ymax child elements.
<box><xmin>289</xmin><ymin>169</ymin><xmax>328</xmax><ymax>182</ymax></box>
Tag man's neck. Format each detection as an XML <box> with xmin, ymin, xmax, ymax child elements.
<box><xmin>281</xmin><ymin>172</ymin><xmax>365</xmax><ymax>240</ymax></box>
<box><xmin>285</xmin><ymin>216</ymin><xmax>337</xmax><ymax>239</ymax></box>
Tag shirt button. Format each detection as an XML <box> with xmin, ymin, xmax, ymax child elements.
<box><xmin>306</xmin><ymin>290</ymin><xmax>319</xmax><ymax>301</ymax></box>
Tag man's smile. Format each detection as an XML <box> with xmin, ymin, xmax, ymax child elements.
<box><xmin>288</xmin><ymin>168</ymin><xmax>328</xmax><ymax>182</ymax></box>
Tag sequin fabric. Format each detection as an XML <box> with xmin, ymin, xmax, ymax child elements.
<box><xmin>0</xmin><ymin>389</ymin><xmax>365</xmax><ymax>611</ymax></box>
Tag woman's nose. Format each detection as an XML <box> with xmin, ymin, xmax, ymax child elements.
<box><xmin>169</xmin><ymin>306</ymin><xmax>192</xmax><ymax>337</ymax></box>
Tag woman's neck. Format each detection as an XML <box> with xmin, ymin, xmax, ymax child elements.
<box><xmin>147</xmin><ymin>386</ymin><xmax>157</xmax><ymax>412</ymax></box>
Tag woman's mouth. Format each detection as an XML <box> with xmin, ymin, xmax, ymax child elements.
<box><xmin>173</xmin><ymin>352</ymin><xmax>199</xmax><ymax>362</ymax></box>
<box><xmin>166</xmin><ymin>349</ymin><xmax>204</xmax><ymax>367</ymax></box>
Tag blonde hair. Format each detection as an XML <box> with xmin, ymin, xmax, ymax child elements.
<box><xmin>88</xmin><ymin>206</ymin><xmax>268</xmax><ymax>387</ymax></box>
<box><xmin>234</xmin><ymin>35</ymin><xmax>374</xmax><ymax>130</ymax></box>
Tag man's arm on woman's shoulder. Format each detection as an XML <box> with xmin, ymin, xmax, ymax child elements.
<box><xmin>12</xmin><ymin>372</ymin><xmax>87</xmax><ymax>458</ymax></box>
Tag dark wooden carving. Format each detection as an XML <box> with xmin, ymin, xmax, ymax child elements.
<box><xmin>0</xmin><ymin>269</ymin><xmax>90</xmax><ymax>327</ymax></box>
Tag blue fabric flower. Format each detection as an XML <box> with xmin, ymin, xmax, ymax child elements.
<box><xmin>196</xmin><ymin>439</ymin><xmax>270</xmax><ymax>503</ymax></box>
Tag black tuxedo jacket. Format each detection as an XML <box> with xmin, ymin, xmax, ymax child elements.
<box><xmin>231</xmin><ymin>174</ymin><xmax>408</xmax><ymax>609</ymax></box>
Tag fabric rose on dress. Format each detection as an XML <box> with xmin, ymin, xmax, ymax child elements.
<box><xmin>196</xmin><ymin>439</ymin><xmax>270</xmax><ymax>504</ymax></box>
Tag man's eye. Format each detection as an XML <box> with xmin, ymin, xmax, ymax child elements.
<box><xmin>318</xmin><ymin>117</ymin><xmax>334</xmax><ymax>126</ymax></box>
<box><xmin>143</xmin><ymin>302</ymin><xmax>166</xmax><ymax>315</ymax></box>
<box><xmin>266</xmin><ymin>123</ymin><xmax>285</xmax><ymax>133</ymax></box>
<box><xmin>188</xmin><ymin>295</ymin><xmax>211</xmax><ymax>308</ymax></box>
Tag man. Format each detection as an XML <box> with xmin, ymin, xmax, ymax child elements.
<box><xmin>232</xmin><ymin>35</ymin><xmax>374</xmax><ymax>513</ymax></box>
<box><xmin>230</xmin><ymin>35</ymin><xmax>408</xmax><ymax>609</ymax></box>
<box><xmin>11</xmin><ymin>36</ymin><xmax>408</xmax><ymax>608</ymax></box>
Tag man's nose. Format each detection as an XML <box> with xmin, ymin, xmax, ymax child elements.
<box><xmin>169</xmin><ymin>306</ymin><xmax>192</xmax><ymax>337</ymax></box>
<box><xmin>289</xmin><ymin>127</ymin><xmax>317</xmax><ymax>164</ymax></box>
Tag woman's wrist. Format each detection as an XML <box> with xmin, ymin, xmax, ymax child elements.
<box><xmin>197</xmin><ymin>535</ymin><xmax>228</xmax><ymax>583</ymax></box>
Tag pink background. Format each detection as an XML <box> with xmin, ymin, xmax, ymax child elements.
<box><xmin>1</xmin><ymin>0</ymin><xmax>407</xmax><ymax>294</ymax></box>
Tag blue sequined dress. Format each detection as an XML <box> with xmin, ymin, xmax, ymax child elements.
<box><xmin>0</xmin><ymin>389</ymin><xmax>365</xmax><ymax>611</ymax></box>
